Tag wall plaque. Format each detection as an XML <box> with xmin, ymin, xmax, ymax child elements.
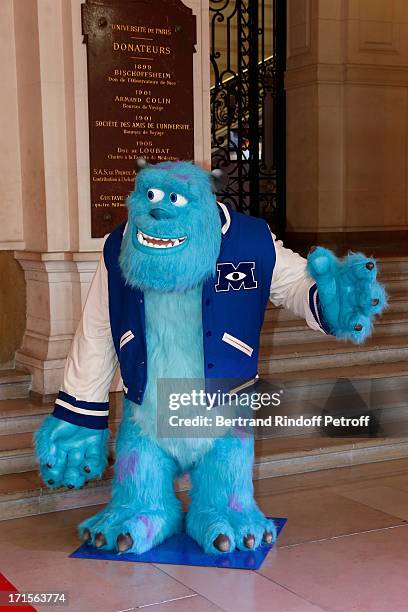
<box><xmin>82</xmin><ymin>0</ymin><xmax>196</xmax><ymax>237</ymax></box>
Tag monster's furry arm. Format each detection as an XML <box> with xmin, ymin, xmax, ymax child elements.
<box><xmin>269</xmin><ymin>234</ymin><xmax>329</xmax><ymax>333</ymax></box>
<box><xmin>34</xmin><ymin>255</ymin><xmax>117</xmax><ymax>489</ymax></box>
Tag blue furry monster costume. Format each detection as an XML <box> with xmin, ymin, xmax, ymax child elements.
<box><xmin>35</xmin><ymin>160</ymin><xmax>386</xmax><ymax>555</ymax></box>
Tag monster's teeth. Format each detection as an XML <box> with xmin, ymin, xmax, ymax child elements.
<box><xmin>137</xmin><ymin>230</ymin><xmax>186</xmax><ymax>248</ymax></box>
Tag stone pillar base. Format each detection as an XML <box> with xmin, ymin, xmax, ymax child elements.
<box><xmin>14</xmin><ymin>251</ymin><xmax>99</xmax><ymax>397</ymax></box>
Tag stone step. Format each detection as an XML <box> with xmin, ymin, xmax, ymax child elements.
<box><xmin>377</xmin><ymin>256</ymin><xmax>408</xmax><ymax>275</ymax></box>
<box><xmin>250</xmin><ymin>371</ymin><xmax>408</xmax><ymax>438</ymax></box>
<box><xmin>259</xmin><ymin>334</ymin><xmax>408</xmax><ymax>374</ymax></box>
<box><xmin>1</xmin><ymin>372</ymin><xmax>407</xmax><ymax>476</ymax></box>
<box><xmin>0</xmin><ymin>422</ymin><xmax>121</xmax><ymax>476</ymax></box>
<box><xmin>0</xmin><ymin>432</ymin><xmax>37</xmax><ymax>475</ymax></box>
<box><xmin>264</xmin><ymin>291</ymin><xmax>408</xmax><ymax>324</ymax></box>
<box><xmin>0</xmin><ymin>393</ymin><xmax>123</xmax><ymax>436</ymax></box>
<box><xmin>273</xmin><ymin>358</ymin><xmax>408</xmax><ymax>382</ymax></box>
<box><xmin>0</xmin><ymin>399</ymin><xmax>52</xmax><ymax>435</ymax></box>
<box><xmin>380</xmin><ymin>276</ymin><xmax>408</xmax><ymax>293</ymax></box>
<box><xmin>1</xmin><ymin>375</ymin><xmax>405</xmax><ymax>452</ymax></box>
<box><xmin>261</xmin><ymin>310</ymin><xmax>408</xmax><ymax>346</ymax></box>
<box><xmin>0</xmin><ymin>369</ymin><xmax>31</xmax><ymax>401</ymax></box>
<box><xmin>378</xmin><ymin>271</ymin><xmax>408</xmax><ymax>284</ymax></box>
<box><xmin>2</xmin><ymin>434</ymin><xmax>408</xmax><ymax>520</ymax></box>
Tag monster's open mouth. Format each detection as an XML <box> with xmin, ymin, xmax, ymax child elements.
<box><xmin>136</xmin><ymin>229</ymin><xmax>187</xmax><ymax>249</ymax></box>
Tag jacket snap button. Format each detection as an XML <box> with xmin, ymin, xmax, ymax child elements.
<box><xmin>208</xmin><ymin>363</ymin><xmax>214</xmax><ymax>369</ymax></box>
<box><xmin>206</xmin><ymin>331</ymin><xmax>212</xmax><ymax>337</ymax></box>
<box><xmin>205</xmin><ymin>299</ymin><xmax>211</xmax><ymax>306</ymax></box>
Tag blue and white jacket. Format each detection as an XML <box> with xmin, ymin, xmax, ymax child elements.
<box><xmin>53</xmin><ymin>203</ymin><xmax>328</xmax><ymax>429</ymax></box>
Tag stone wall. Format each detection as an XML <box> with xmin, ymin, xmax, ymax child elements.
<box><xmin>286</xmin><ymin>0</ymin><xmax>408</xmax><ymax>250</ymax></box>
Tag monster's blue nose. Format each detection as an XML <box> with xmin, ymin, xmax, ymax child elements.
<box><xmin>149</xmin><ymin>207</ymin><xmax>174</xmax><ymax>220</ymax></box>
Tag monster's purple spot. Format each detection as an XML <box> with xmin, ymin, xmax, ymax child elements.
<box><xmin>228</xmin><ymin>494</ymin><xmax>243</xmax><ymax>512</ymax></box>
<box><xmin>175</xmin><ymin>174</ymin><xmax>190</xmax><ymax>180</ymax></box>
<box><xmin>233</xmin><ymin>424</ymin><xmax>250</xmax><ymax>443</ymax></box>
<box><xmin>138</xmin><ymin>515</ymin><xmax>154</xmax><ymax>540</ymax></box>
<box><xmin>116</xmin><ymin>450</ymin><xmax>139</xmax><ymax>484</ymax></box>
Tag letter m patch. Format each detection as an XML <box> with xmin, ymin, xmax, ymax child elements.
<box><xmin>215</xmin><ymin>262</ymin><xmax>258</xmax><ymax>292</ymax></box>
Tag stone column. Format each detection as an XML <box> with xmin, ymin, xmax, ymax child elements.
<box><xmin>14</xmin><ymin>254</ymin><xmax>79</xmax><ymax>398</ymax></box>
<box><xmin>285</xmin><ymin>0</ymin><xmax>408</xmax><ymax>252</ymax></box>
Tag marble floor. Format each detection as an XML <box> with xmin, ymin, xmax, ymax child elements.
<box><xmin>2</xmin><ymin>457</ymin><xmax>408</xmax><ymax>612</ymax></box>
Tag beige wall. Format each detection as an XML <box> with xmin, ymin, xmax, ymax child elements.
<box><xmin>286</xmin><ymin>0</ymin><xmax>408</xmax><ymax>233</ymax></box>
<box><xmin>0</xmin><ymin>1</ymin><xmax>25</xmax><ymax>251</ymax></box>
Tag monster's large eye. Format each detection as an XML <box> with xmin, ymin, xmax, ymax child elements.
<box><xmin>169</xmin><ymin>192</ymin><xmax>188</xmax><ymax>207</ymax></box>
<box><xmin>147</xmin><ymin>188</ymin><xmax>165</xmax><ymax>203</ymax></box>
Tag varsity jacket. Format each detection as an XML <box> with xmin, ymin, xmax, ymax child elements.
<box><xmin>53</xmin><ymin>202</ymin><xmax>328</xmax><ymax>429</ymax></box>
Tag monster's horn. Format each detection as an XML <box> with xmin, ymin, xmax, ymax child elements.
<box><xmin>136</xmin><ymin>158</ymin><xmax>148</xmax><ymax>170</ymax></box>
<box><xmin>210</xmin><ymin>168</ymin><xmax>227</xmax><ymax>192</ymax></box>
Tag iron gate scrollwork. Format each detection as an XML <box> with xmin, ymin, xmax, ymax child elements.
<box><xmin>210</xmin><ymin>0</ymin><xmax>286</xmax><ymax>236</ymax></box>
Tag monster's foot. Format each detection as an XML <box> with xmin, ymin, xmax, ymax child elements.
<box><xmin>186</xmin><ymin>505</ymin><xmax>277</xmax><ymax>554</ymax></box>
<box><xmin>79</xmin><ymin>505</ymin><xmax>183</xmax><ymax>555</ymax></box>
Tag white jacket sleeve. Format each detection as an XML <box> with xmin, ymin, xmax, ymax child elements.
<box><xmin>52</xmin><ymin>254</ymin><xmax>118</xmax><ymax>429</ymax></box>
<box><xmin>269</xmin><ymin>233</ymin><xmax>328</xmax><ymax>333</ymax></box>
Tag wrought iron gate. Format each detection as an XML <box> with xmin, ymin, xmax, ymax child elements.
<box><xmin>210</xmin><ymin>0</ymin><xmax>286</xmax><ymax>236</ymax></box>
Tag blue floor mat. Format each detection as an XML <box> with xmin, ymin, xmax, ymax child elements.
<box><xmin>70</xmin><ymin>517</ymin><xmax>287</xmax><ymax>570</ymax></box>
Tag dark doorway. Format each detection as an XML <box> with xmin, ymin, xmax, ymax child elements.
<box><xmin>210</xmin><ymin>0</ymin><xmax>286</xmax><ymax>237</ymax></box>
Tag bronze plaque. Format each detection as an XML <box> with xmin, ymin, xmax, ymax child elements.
<box><xmin>82</xmin><ymin>0</ymin><xmax>196</xmax><ymax>237</ymax></box>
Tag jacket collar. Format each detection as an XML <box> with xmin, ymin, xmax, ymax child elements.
<box><xmin>217</xmin><ymin>201</ymin><xmax>231</xmax><ymax>235</ymax></box>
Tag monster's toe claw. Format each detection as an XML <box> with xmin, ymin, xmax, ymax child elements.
<box><xmin>263</xmin><ymin>531</ymin><xmax>273</xmax><ymax>544</ymax></box>
<box><xmin>366</xmin><ymin>262</ymin><xmax>375</xmax><ymax>270</ymax></box>
<box><xmin>354</xmin><ymin>323</ymin><xmax>363</xmax><ymax>332</ymax></box>
<box><xmin>117</xmin><ymin>533</ymin><xmax>133</xmax><ymax>553</ymax></box>
<box><xmin>82</xmin><ymin>528</ymin><xmax>91</xmax><ymax>543</ymax></box>
<box><xmin>243</xmin><ymin>534</ymin><xmax>255</xmax><ymax>549</ymax></box>
<box><xmin>213</xmin><ymin>534</ymin><xmax>231</xmax><ymax>552</ymax></box>
<box><xmin>94</xmin><ymin>532</ymin><xmax>106</xmax><ymax>548</ymax></box>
